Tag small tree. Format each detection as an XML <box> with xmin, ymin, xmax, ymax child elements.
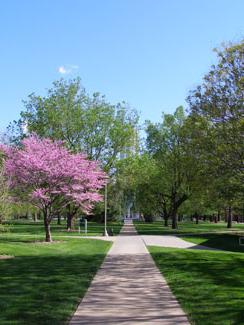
<box><xmin>2</xmin><ymin>135</ymin><xmax>106</xmax><ymax>241</ymax></box>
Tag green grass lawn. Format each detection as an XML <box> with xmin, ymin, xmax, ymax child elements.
<box><xmin>3</xmin><ymin>219</ymin><xmax>123</xmax><ymax>241</ymax></box>
<box><xmin>182</xmin><ymin>233</ymin><xmax>244</xmax><ymax>253</ymax></box>
<box><xmin>0</xmin><ymin>235</ymin><xmax>111</xmax><ymax>325</ymax></box>
<box><xmin>149</xmin><ymin>246</ymin><xmax>244</xmax><ymax>325</ymax></box>
<box><xmin>134</xmin><ymin>221</ymin><xmax>244</xmax><ymax>253</ymax></box>
<box><xmin>134</xmin><ymin>220</ymin><xmax>244</xmax><ymax>236</ymax></box>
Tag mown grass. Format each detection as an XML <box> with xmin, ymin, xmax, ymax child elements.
<box><xmin>3</xmin><ymin>219</ymin><xmax>123</xmax><ymax>241</ymax></box>
<box><xmin>134</xmin><ymin>221</ymin><xmax>244</xmax><ymax>252</ymax></box>
<box><xmin>0</xmin><ymin>235</ymin><xmax>111</xmax><ymax>325</ymax></box>
<box><xmin>182</xmin><ymin>233</ymin><xmax>244</xmax><ymax>253</ymax></box>
<box><xmin>149</xmin><ymin>246</ymin><xmax>244</xmax><ymax>325</ymax></box>
<box><xmin>134</xmin><ymin>220</ymin><xmax>244</xmax><ymax>236</ymax></box>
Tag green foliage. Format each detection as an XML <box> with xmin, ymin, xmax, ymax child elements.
<box><xmin>8</xmin><ymin>78</ymin><xmax>139</xmax><ymax>172</ymax></box>
<box><xmin>144</xmin><ymin>106</ymin><xmax>203</xmax><ymax>227</ymax></box>
<box><xmin>187</xmin><ymin>41</ymin><xmax>244</xmax><ymax>206</ymax></box>
<box><xmin>115</xmin><ymin>154</ymin><xmax>159</xmax><ymax>216</ymax></box>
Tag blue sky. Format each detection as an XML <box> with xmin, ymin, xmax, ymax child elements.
<box><xmin>0</xmin><ymin>0</ymin><xmax>243</xmax><ymax>132</ymax></box>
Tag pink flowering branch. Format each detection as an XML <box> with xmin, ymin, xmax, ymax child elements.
<box><xmin>3</xmin><ymin>134</ymin><xmax>107</xmax><ymax>241</ymax></box>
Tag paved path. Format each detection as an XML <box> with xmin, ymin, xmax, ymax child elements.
<box><xmin>70</xmin><ymin>223</ymin><xmax>189</xmax><ymax>325</ymax></box>
<box><xmin>142</xmin><ymin>235</ymin><xmax>217</xmax><ymax>250</ymax></box>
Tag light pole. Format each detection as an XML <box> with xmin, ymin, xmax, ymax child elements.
<box><xmin>104</xmin><ymin>183</ymin><xmax>108</xmax><ymax>236</ymax></box>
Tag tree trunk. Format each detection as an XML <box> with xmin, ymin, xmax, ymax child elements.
<box><xmin>33</xmin><ymin>212</ymin><xmax>38</xmax><ymax>222</ymax></box>
<box><xmin>224</xmin><ymin>208</ymin><xmax>227</xmax><ymax>222</ymax></box>
<box><xmin>164</xmin><ymin>216</ymin><xmax>169</xmax><ymax>227</ymax></box>
<box><xmin>57</xmin><ymin>213</ymin><xmax>61</xmax><ymax>225</ymax></box>
<box><xmin>227</xmin><ymin>206</ymin><xmax>232</xmax><ymax>228</ymax></box>
<box><xmin>195</xmin><ymin>213</ymin><xmax>199</xmax><ymax>224</ymax></box>
<box><xmin>217</xmin><ymin>210</ymin><xmax>221</xmax><ymax>222</ymax></box>
<box><xmin>214</xmin><ymin>214</ymin><xmax>217</xmax><ymax>223</ymax></box>
<box><xmin>44</xmin><ymin>214</ymin><xmax>52</xmax><ymax>242</ymax></box>
<box><xmin>67</xmin><ymin>214</ymin><xmax>72</xmax><ymax>231</ymax></box>
<box><xmin>172</xmin><ymin>211</ymin><xmax>178</xmax><ymax>229</ymax></box>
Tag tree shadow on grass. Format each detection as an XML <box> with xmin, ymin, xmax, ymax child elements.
<box><xmin>150</xmin><ymin>247</ymin><xmax>244</xmax><ymax>325</ymax></box>
<box><xmin>0</xmin><ymin>247</ymin><xmax>109</xmax><ymax>324</ymax></box>
<box><xmin>180</xmin><ymin>233</ymin><xmax>244</xmax><ymax>253</ymax></box>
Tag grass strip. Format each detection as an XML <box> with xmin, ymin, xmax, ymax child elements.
<box><xmin>149</xmin><ymin>246</ymin><xmax>244</xmax><ymax>325</ymax></box>
<box><xmin>0</xmin><ymin>237</ymin><xmax>111</xmax><ymax>325</ymax></box>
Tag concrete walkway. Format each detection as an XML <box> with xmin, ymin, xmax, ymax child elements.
<box><xmin>70</xmin><ymin>223</ymin><xmax>189</xmax><ymax>325</ymax></box>
<box><xmin>142</xmin><ymin>235</ymin><xmax>217</xmax><ymax>250</ymax></box>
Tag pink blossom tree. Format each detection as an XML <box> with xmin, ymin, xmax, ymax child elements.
<box><xmin>2</xmin><ymin>135</ymin><xmax>107</xmax><ymax>241</ymax></box>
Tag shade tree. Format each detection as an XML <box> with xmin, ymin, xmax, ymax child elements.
<box><xmin>7</xmin><ymin>78</ymin><xmax>139</xmax><ymax>173</ymax></box>
<box><xmin>145</xmin><ymin>107</ymin><xmax>203</xmax><ymax>228</ymax></box>
<box><xmin>187</xmin><ymin>41</ymin><xmax>244</xmax><ymax>226</ymax></box>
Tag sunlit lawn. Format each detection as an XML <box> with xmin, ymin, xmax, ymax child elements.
<box><xmin>135</xmin><ymin>221</ymin><xmax>244</xmax><ymax>253</ymax></box>
<box><xmin>149</xmin><ymin>246</ymin><xmax>244</xmax><ymax>325</ymax></box>
<box><xmin>0</xmin><ymin>235</ymin><xmax>111</xmax><ymax>325</ymax></box>
<box><xmin>134</xmin><ymin>220</ymin><xmax>244</xmax><ymax>236</ymax></box>
<box><xmin>3</xmin><ymin>219</ymin><xmax>123</xmax><ymax>241</ymax></box>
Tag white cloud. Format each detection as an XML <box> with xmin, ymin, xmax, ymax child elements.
<box><xmin>58</xmin><ymin>64</ymin><xmax>79</xmax><ymax>75</ymax></box>
<box><xmin>58</xmin><ymin>66</ymin><xmax>68</xmax><ymax>74</ymax></box>
<box><xmin>22</xmin><ymin>122</ymin><xmax>28</xmax><ymax>135</ymax></box>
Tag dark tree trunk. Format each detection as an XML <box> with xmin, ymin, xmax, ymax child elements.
<box><xmin>57</xmin><ymin>213</ymin><xmax>61</xmax><ymax>225</ymax></box>
<box><xmin>170</xmin><ymin>194</ymin><xmax>187</xmax><ymax>229</ymax></box>
<box><xmin>227</xmin><ymin>206</ymin><xmax>232</xmax><ymax>228</ymax></box>
<box><xmin>44</xmin><ymin>214</ymin><xmax>52</xmax><ymax>242</ymax></box>
<box><xmin>172</xmin><ymin>211</ymin><xmax>178</xmax><ymax>229</ymax></box>
<box><xmin>66</xmin><ymin>205</ymin><xmax>78</xmax><ymax>230</ymax></box>
<box><xmin>164</xmin><ymin>216</ymin><xmax>169</xmax><ymax>227</ymax></box>
<box><xmin>224</xmin><ymin>208</ymin><xmax>228</xmax><ymax>222</ymax></box>
<box><xmin>214</xmin><ymin>214</ymin><xmax>217</xmax><ymax>223</ymax></box>
<box><xmin>67</xmin><ymin>214</ymin><xmax>72</xmax><ymax>231</ymax></box>
<box><xmin>217</xmin><ymin>210</ymin><xmax>221</xmax><ymax>222</ymax></box>
<box><xmin>195</xmin><ymin>213</ymin><xmax>199</xmax><ymax>224</ymax></box>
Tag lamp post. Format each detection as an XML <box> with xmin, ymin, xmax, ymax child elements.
<box><xmin>104</xmin><ymin>183</ymin><xmax>108</xmax><ymax>236</ymax></box>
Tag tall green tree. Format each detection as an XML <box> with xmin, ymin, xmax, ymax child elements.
<box><xmin>145</xmin><ymin>107</ymin><xmax>202</xmax><ymax>228</ymax></box>
<box><xmin>8</xmin><ymin>78</ymin><xmax>139</xmax><ymax>173</ymax></box>
<box><xmin>115</xmin><ymin>154</ymin><xmax>160</xmax><ymax>221</ymax></box>
<box><xmin>187</xmin><ymin>41</ymin><xmax>244</xmax><ymax>226</ymax></box>
<box><xmin>187</xmin><ymin>41</ymin><xmax>243</xmax><ymax>179</ymax></box>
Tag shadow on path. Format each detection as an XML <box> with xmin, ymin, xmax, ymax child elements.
<box><xmin>70</xmin><ymin>224</ymin><xmax>189</xmax><ymax>324</ymax></box>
